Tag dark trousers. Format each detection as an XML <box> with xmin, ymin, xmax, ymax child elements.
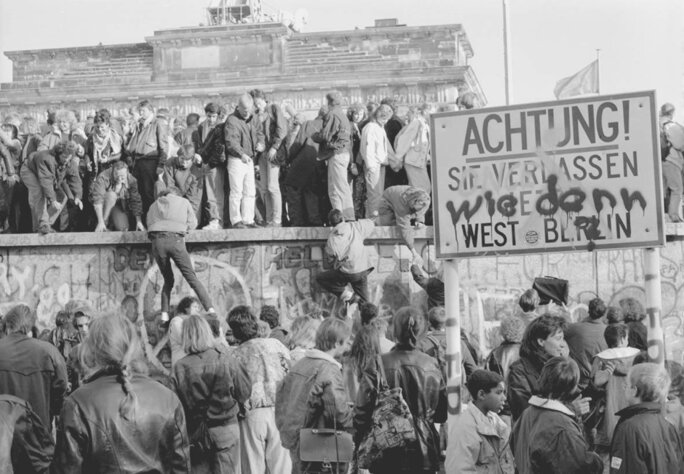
<box><xmin>285</xmin><ymin>185</ymin><xmax>322</xmax><ymax>226</ymax></box>
<box><xmin>133</xmin><ymin>157</ymin><xmax>158</xmax><ymax>220</ymax></box>
<box><xmin>150</xmin><ymin>233</ymin><xmax>213</xmax><ymax>313</ymax></box>
<box><xmin>316</xmin><ymin>268</ymin><xmax>371</xmax><ymax>302</ymax></box>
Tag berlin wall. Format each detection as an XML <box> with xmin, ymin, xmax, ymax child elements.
<box><xmin>0</xmin><ymin>227</ymin><xmax>682</xmax><ymax>366</ymax></box>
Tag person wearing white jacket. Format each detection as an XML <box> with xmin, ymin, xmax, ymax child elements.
<box><xmin>360</xmin><ymin>104</ymin><xmax>394</xmax><ymax>217</ymax></box>
<box><xmin>394</xmin><ymin>104</ymin><xmax>432</xmax><ymax>193</ymax></box>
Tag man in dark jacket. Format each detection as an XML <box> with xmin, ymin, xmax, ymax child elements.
<box><xmin>174</xmin><ymin>112</ymin><xmax>200</xmax><ymax>149</ymax></box>
<box><xmin>198</xmin><ymin>102</ymin><xmax>226</xmax><ymax>229</ymax></box>
<box><xmin>92</xmin><ymin>161</ymin><xmax>145</xmax><ymax>232</ymax></box>
<box><xmin>156</xmin><ymin>143</ymin><xmax>203</xmax><ymax>224</ymax></box>
<box><xmin>124</xmin><ymin>99</ymin><xmax>169</xmax><ymax>219</ymax></box>
<box><xmin>225</xmin><ymin>94</ymin><xmax>265</xmax><ymax>228</ymax></box>
<box><xmin>0</xmin><ymin>304</ymin><xmax>68</xmax><ymax>429</ymax></box>
<box><xmin>313</xmin><ymin>91</ymin><xmax>354</xmax><ymax>220</ymax></box>
<box><xmin>20</xmin><ymin>140</ymin><xmax>82</xmax><ymax>234</ymax></box>
<box><xmin>0</xmin><ymin>395</ymin><xmax>54</xmax><ymax>474</ymax></box>
<box><xmin>565</xmin><ymin>297</ymin><xmax>608</xmax><ymax>392</ymax></box>
<box><xmin>284</xmin><ymin>110</ymin><xmax>325</xmax><ymax>226</ymax></box>
<box><xmin>610</xmin><ymin>363</ymin><xmax>684</xmax><ymax>474</ymax></box>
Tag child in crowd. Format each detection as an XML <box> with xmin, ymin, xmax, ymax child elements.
<box><xmin>610</xmin><ymin>363</ymin><xmax>684</xmax><ymax>473</ymax></box>
<box><xmin>591</xmin><ymin>323</ymin><xmax>640</xmax><ymax>450</ymax></box>
<box><xmin>446</xmin><ymin>370</ymin><xmax>514</xmax><ymax>474</ymax></box>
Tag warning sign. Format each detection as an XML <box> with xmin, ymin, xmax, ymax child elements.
<box><xmin>430</xmin><ymin>91</ymin><xmax>664</xmax><ymax>258</ymax></box>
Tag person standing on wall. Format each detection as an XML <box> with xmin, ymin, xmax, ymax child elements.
<box><xmin>147</xmin><ymin>186</ymin><xmax>216</xmax><ymax>323</ymax></box>
<box><xmin>250</xmin><ymin>89</ymin><xmax>288</xmax><ymax>227</ymax></box>
<box><xmin>225</xmin><ymin>93</ymin><xmax>265</xmax><ymax>228</ymax></box>
<box><xmin>198</xmin><ymin>102</ymin><xmax>227</xmax><ymax>229</ymax></box>
<box><xmin>125</xmin><ymin>100</ymin><xmax>169</xmax><ymax>221</ymax></box>
<box><xmin>660</xmin><ymin>102</ymin><xmax>684</xmax><ymax>222</ymax></box>
<box><xmin>312</xmin><ymin>91</ymin><xmax>354</xmax><ymax>221</ymax></box>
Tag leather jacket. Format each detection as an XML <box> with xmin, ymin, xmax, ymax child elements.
<box><xmin>354</xmin><ymin>346</ymin><xmax>447</xmax><ymax>473</ymax></box>
<box><xmin>53</xmin><ymin>371</ymin><xmax>191</xmax><ymax>473</ymax></box>
<box><xmin>0</xmin><ymin>394</ymin><xmax>53</xmax><ymax>474</ymax></box>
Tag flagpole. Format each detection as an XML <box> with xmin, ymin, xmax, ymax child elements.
<box><xmin>503</xmin><ymin>0</ymin><xmax>512</xmax><ymax>105</ymax></box>
<box><xmin>596</xmin><ymin>49</ymin><xmax>601</xmax><ymax>94</ymax></box>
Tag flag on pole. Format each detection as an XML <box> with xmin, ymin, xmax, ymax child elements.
<box><xmin>553</xmin><ymin>60</ymin><xmax>599</xmax><ymax>99</ymax></box>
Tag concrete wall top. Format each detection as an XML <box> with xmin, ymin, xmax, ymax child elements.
<box><xmin>0</xmin><ymin>226</ymin><xmax>434</xmax><ymax>249</ymax></box>
<box><xmin>0</xmin><ymin>223</ymin><xmax>682</xmax><ymax>249</ymax></box>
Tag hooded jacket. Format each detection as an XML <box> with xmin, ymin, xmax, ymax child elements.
<box><xmin>609</xmin><ymin>401</ymin><xmax>684</xmax><ymax>474</ymax></box>
<box><xmin>325</xmin><ymin>218</ymin><xmax>374</xmax><ymax>274</ymax></box>
<box><xmin>147</xmin><ymin>193</ymin><xmax>197</xmax><ymax>233</ymax></box>
<box><xmin>511</xmin><ymin>396</ymin><xmax>603</xmax><ymax>474</ymax></box>
<box><xmin>446</xmin><ymin>404</ymin><xmax>514</xmax><ymax>474</ymax></box>
<box><xmin>224</xmin><ymin>109</ymin><xmax>264</xmax><ymax>160</ymax></box>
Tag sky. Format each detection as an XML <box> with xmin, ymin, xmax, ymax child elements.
<box><xmin>0</xmin><ymin>0</ymin><xmax>682</xmax><ymax>117</ymax></box>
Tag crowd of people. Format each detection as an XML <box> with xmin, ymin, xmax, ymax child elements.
<box><xmin>0</xmin><ymin>89</ymin><xmax>463</xmax><ymax>237</ymax></box>
<box><xmin>1</xmin><ymin>280</ymin><xmax>683</xmax><ymax>473</ymax></box>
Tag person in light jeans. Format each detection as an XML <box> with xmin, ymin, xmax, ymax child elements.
<box><xmin>313</xmin><ymin>91</ymin><xmax>354</xmax><ymax>220</ymax></box>
<box><xmin>227</xmin><ymin>305</ymin><xmax>292</xmax><ymax>474</ymax></box>
<box><xmin>225</xmin><ymin>94</ymin><xmax>264</xmax><ymax>228</ymax></box>
<box><xmin>361</xmin><ymin>104</ymin><xmax>394</xmax><ymax>217</ymax></box>
<box><xmin>251</xmin><ymin>89</ymin><xmax>288</xmax><ymax>227</ymax></box>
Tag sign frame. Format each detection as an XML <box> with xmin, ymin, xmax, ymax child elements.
<box><xmin>430</xmin><ymin>90</ymin><xmax>664</xmax><ymax>259</ymax></box>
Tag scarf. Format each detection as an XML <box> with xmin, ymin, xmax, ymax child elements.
<box><xmin>92</xmin><ymin>130</ymin><xmax>121</xmax><ymax>162</ymax></box>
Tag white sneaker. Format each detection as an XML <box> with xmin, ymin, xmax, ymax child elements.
<box><xmin>202</xmin><ymin>219</ymin><xmax>222</xmax><ymax>230</ymax></box>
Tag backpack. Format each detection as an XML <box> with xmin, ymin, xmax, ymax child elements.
<box><xmin>425</xmin><ymin>334</ymin><xmax>447</xmax><ymax>381</ymax></box>
<box><xmin>357</xmin><ymin>356</ymin><xmax>417</xmax><ymax>469</ymax></box>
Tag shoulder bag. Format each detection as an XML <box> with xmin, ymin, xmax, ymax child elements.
<box><xmin>299</xmin><ymin>371</ymin><xmax>354</xmax><ymax>472</ymax></box>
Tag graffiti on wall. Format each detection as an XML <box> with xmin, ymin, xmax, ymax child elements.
<box><xmin>0</xmin><ymin>239</ymin><xmax>682</xmax><ymax>365</ymax></box>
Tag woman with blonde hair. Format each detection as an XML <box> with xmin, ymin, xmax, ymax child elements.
<box><xmin>53</xmin><ymin>315</ymin><xmax>191</xmax><ymax>473</ymax></box>
<box><xmin>286</xmin><ymin>315</ymin><xmax>321</xmax><ymax>362</ymax></box>
<box><xmin>38</xmin><ymin>109</ymin><xmax>85</xmax><ymax>154</ymax></box>
<box><xmin>172</xmin><ymin>315</ymin><xmax>251</xmax><ymax>473</ymax></box>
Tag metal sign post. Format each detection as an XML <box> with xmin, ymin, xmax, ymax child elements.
<box><xmin>444</xmin><ymin>259</ymin><xmax>463</xmax><ymax>414</ymax></box>
<box><xmin>644</xmin><ymin>247</ymin><xmax>665</xmax><ymax>366</ymax></box>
